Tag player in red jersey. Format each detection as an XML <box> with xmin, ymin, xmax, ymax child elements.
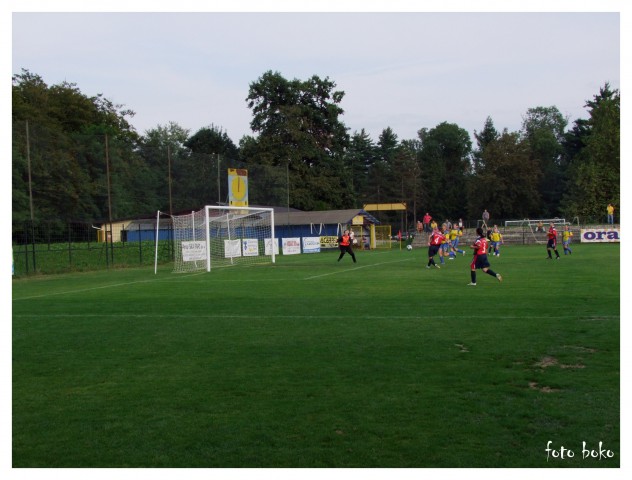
<box><xmin>468</xmin><ymin>227</ymin><xmax>502</xmax><ymax>286</ymax></box>
<box><xmin>546</xmin><ymin>223</ymin><xmax>561</xmax><ymax>260</ymax></box>
<box><xmin>427</xmin><ymin>227</ymin><xmax>445</xmax><ymax>269</ymax></box>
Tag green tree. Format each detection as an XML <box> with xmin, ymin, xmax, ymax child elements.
<box><xmin>365</xmin><ymin>127</ymin><xmax>399</xmax><ymax>204</ymax></box>
<box><xmin>138</xmin><ymin>122</ymin><xmax>191</xmax><ymax>214</ymax></box>
<box><xmin>345</xmin><ymin>129</ymin><xmax>377</xmax><ymax>206</ymax></box>
<box><xmin>561</xmin><ymin>84</ymin><xmax>620</xmax><ymax>220</ymax></box>
<box><xmin>521</xmin><ymin>106</ymin><xmax>568</xmax><ymax>216</ymax></box>
<box><xmin>395</xmin><ymin>138</ymin><xmax>423</xmax><ymax>227</ymax></box>
<box><xmin>244</xmin><ymin>71</ymin><xmax>351</xmax><ymax>210</ymax></box>
<box><xmin>418</xmin><ymin>122</ymin><xmax>472</xmax><ymax>220</ymax></box>
<box><xmin>12</xmin><ymin>70</ymin><xmax>140</xmax><ymax>221</ymax></box>
<box><xmin>176</xmin><ymin>125</ymin><xmax>240</xmax><ymax>208</ymax></box>
<box><xmin>472</xmin><ymin>116</ymin><xmax>500</xmax><ymax>173</ymax></box>
<box><xmin>468</xmin><ymin>131</ymin><xmax>541</xmax><ymax>219</ymax></box>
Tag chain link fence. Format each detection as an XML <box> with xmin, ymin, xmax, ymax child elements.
<box><xmin>12</xmin><ymin>220</ymin><xmax>174</xmax><ymax>276</ymax></box>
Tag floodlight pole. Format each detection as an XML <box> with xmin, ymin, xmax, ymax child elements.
<box><xmin>167</xmin><ymin>145</ymin><xmax>173</xmax><ymax>216</ymax></box>
<box><xmin>154</xmin><ymin>210</ymin><xmax>160</xmax><ymax>274</ymax></box>
<box><xmin>25</xmin><ymin>120</ymin><xmax>34</xmax><ymax>222</ymax></box>
<box><xmin>217</xmin><ymin>153</ymin><xmax>221</xmax><ymax>205</ymax></box>
<box><xmin>286</xmin><ymin>160</ymin><xmax>291</xmax><ymax>228</ymax></box>
<box><xmin>105</xmin><ymin>134</ymin><xmax>113</xmax><ymax>266</ymax></box>
<box><xmin>25</xmin><ymin>120</ymin><xmax>37</xmax><ymax>272</ymax></box>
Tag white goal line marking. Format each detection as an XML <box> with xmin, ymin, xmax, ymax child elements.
<box><xmin>304</xmin><ymin>258</ymin><xmax>411</xmax><ymax>280</ymax></box>
<box><xmin>12</xmin><ymin>313</ymin><xmax>619</xmax><ymax>321</ymax></box>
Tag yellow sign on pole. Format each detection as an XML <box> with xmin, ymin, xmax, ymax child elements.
<box><xmin>228</xmin><ymin>168</ymin><xmax>248</xmax><ymax>207</ymax></box>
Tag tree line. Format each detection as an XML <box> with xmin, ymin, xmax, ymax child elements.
<box><xmin>12</xmin><ymin>69</ymin><xmax>620</xmax><ymax>227</ymax></box>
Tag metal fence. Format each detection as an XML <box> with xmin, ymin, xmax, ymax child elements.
<box><xmin>12</xmin><ymin>220</ymin><xmax>174</xmax><ymax>276</ymax></box>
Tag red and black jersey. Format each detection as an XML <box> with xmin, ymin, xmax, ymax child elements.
<box><xmin>472</xmin><ymin>236</ymin><xmax>488</xmax><ymax>255</ymax></box>
<box><xmin>429</xmin><ymin>231</ymin><xmax>445</xmax><ymax>246</ymax></box>
<box><xmin>547</xmin><ymin>226</ymin><xmax>557</xmax><ymax>241</ymax></box>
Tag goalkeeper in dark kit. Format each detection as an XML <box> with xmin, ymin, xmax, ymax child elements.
<box><xmin>337</xmin><ymin>230</ymin><xmax>357</xmax><ymax>263</ymax></box>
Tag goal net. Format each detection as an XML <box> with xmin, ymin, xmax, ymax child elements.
<box><xmin>504</xmin><ymin>218</ymin><xmax>568</xmax><ymax>244</ymax></box>
<box><xmin>170</xmin><ymin>206</ymin><xmax>276</xmax><ymax>273</ymax></box>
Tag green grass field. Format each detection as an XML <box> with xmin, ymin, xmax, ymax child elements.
<box><xmin>12</xmin><ymin>243</ymin><xmax>620</xmax><ymax>467</ymax></box>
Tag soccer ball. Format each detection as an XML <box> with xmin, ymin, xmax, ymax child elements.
<box><xmin>406</xmin><ymin>244</ymin><xmax>413</xmax><ymax>251</ymax></box>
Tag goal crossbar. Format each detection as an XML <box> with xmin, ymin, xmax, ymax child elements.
<box><xmin>169</xmin><ymin>205</ymin><xmax>276</xmax><ymax>273</ymax></box>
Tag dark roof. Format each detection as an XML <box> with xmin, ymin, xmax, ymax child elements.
<box><xmin>274</xmin><ymin>209</ymin><xmax>380</xmax><ymax>226</ymax></box>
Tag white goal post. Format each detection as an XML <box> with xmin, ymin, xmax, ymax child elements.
<box><xmin>503</xmin><ymin>218</ymin><xmax>569</xmax><ymax>244</ymax></box>
<box><xmin>165</xmin><ymin>205</ymin><xmax>276</xmax><ymax>273</ymax></box>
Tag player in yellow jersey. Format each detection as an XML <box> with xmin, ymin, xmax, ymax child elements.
<box><xmin>439</xmin><ymin>223</ymin><xmax>450</xmax><ymax>264</ymax></box>
<box><xmin>562</xmin><ymin>224</ymin><xmax>573</xmax><ymax>255</ymax></box>
<box><xmin>448</xmin><ymin>225</ymin><xmax>465</xmax><ymax>258</ymax></box>
<box><xmin>490</xmin><ymin>225</ymin><xmax>503</xmax><ymax>256</ymax></box>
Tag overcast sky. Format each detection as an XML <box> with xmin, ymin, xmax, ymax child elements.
<box><xmin>10</xmin><ymin>3</ymin><xmax>622</xmax><ymax>144</ymax></box>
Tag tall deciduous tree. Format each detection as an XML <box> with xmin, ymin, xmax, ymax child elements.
<box><xmin>138</xmin><ymin>122</ymin><xmax>191</xmax><ymax>214</ymax></box>
<box><xmin>418</xmin><ymin>122</ymin><xmax>472</xmax><ymax>220</ymax></box>
<box><xmin>561</xmin><ymin>83</ymin><xmax>620</xmax><ymax>220</ymax></box>
<box><xmin>468</xmin><ymin>131</ymin><xmax>541</xmax><ymax>219</ymax></box>
<box><xmin>12</xmin><ymin>69</ymin><xmax>139</xmax><ymax>221</ymax></box>
<box><xmin>174</xmin><ymin>125</ymin><xmax>240</xmax><ymax>208</ymax></box>
<box><xmin>521</xmin><ymin>106</ymin><xmax>568</xmax><ymax>216</ymax></box>
<box><xmin>244</xmin><ymin>71</ymin><xmax>351</xmax><ymax>210</ymax></box>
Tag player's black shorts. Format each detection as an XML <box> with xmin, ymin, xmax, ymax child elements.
<box><xmin>428</xmin><ymin>245</ymin><xmax>440</xmax><ymax>257</ymax></box>
<box><xmin>547</xmin><ymin>239</ymin><xmax>557</xmax><ymax>249</ymax></box>
<box><xmin>471</xmin><ymin>254</ymin><xmax>490</xmax><ymax>269</ymax></box>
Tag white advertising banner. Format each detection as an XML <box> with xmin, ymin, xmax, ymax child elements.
<box><xmin>242</xmin><ymin>238</ymin><xmax>260</xmax><ymax>257</ymax></box>
<box><xmin>282</xmin><ymin>237</ymin><xmax>301</xmax><ymax>255</ymax></box>
<box><xmin>265</xmin><ymin>238</ymin><xmax>279</xmax><ymax>256</ymax></box>
<box><xmin>302</xmin><ymin>236</ymin><xmax>321</xmax><ymax>253</ymax></box>
<box><xmin>580</xmin><ymin>228</ymin><xmax>620</xmax><ymax>243</ymax></box>
<box><xmin>181</xmin><ymin>241</ymin><xmax>207</xmax><ymax>262</ymax></box>
<box><xmin>224</xmin><ymin>239</ymin><xmax>242</xmax><ymax>258</ymax></box>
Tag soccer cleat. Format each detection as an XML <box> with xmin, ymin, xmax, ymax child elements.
<box><xmin>467</xmin><ymin>282</ymin><xmax>477</xmax><ymax>286</ymax></box>
<box><xmin>434</xmin><ymin>264</ymin><xmax>441</xmax><ymax>269</ymax></box>
<box><xmin>556</xmin><ymin>257</ymin><xmax>560</xmax><ymax>260</ymax></box>
<box><xmin>497</xmin><ymin>274</ymin><xmax>503</xmax><ymax>282</ymax></box>
<box><xmin>426</xmin><ymin>266</ymin><xmax>430</xmax><ymax>269</ymax></box>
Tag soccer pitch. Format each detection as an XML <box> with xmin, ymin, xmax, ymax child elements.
<box><xmin>12</xmin><ymin>244</ymin><xmax>620</xmax><ymax>467</ymax></box>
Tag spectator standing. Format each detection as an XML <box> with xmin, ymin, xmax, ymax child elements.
<box><xmin>482</xmin><ymin>209</ymin><xmax>490</xmax><ymax>228</ymax></box>
<box><xmin>607</xmin><ymin>203</ymin><xmax>615</xmax><ymax>224</ymax></box>
<box><xmin>423</xmin><ymin>212</ymin><xmax>432</xmax><ymax>232</ymax></box>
